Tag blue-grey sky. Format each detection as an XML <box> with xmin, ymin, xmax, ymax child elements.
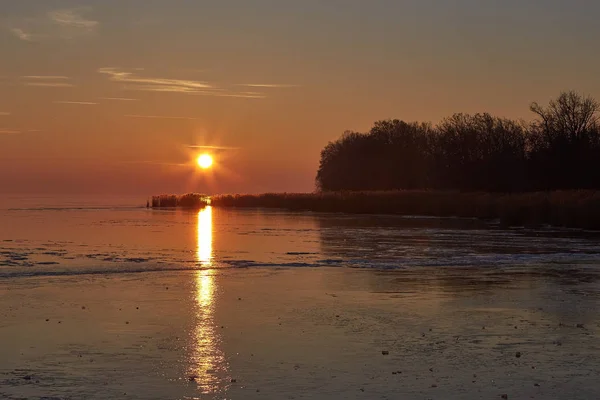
<box><xmin>1</xmin><ymin>0</ymin><xmax>599</xmax><ymax>194</ymax></box>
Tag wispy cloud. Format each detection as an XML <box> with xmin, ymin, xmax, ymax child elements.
<box><xmin>125</xmin><ymin>114</ymin><xmax>199</xmax><ymax>120</ymax></box>
<box><xmin>100</xmin><ymin>97</ymin><xmax>139</xmax><ymax>101</ymax></box>
<box><xmin>122</xmin><ymin>84</ymin><xmax>216</xmax><ymax>94</ymax></box>
<box><xmin>25</xmin><ymin>82</ymin><xmax>74</xmax><ymax>88</ymax></box>
<box><xmin>119</xmin><ymin>160</ymin><xmax>188</xmax><ymax>167</ymax></box>
<box><xmin>9</xmin><ymin>28</ymin><xmax>34</xmax><ymax>41</ymax></box>
<box><xmin>188</xmin><ymin>145</ymin><xmax>240</xmax><ymax>150</ymax></box>
<box><xmin>6</xmin><ymin>7</ymin><xmax>98</xmax><ymax>42</ymax></box>
<box><xmin>214</xmin><ymin>93</ymin><xmax>265</xmax><ymax>99</ymax></box>
<box><xmin>98</xmin><ymin>67</ymin><xmax>291</xmax><ymax>99</ymax></box>
<box><xmin>54</xmin><ymin>101</ymin><xmax>97</xmax><ymax>105</ymax></box>
<box><xmin>22</xmin><ymin>75</ymin><xmax>70</xmax><ymax>80</ymax></box>
<box><xmin>237</xmin><ymin>83</ymin><xmax>299</xmax><ymax>88</ymax></box>
<box><xmin>121</xmin><ymin>84</ymin><xmax>263</xmax><ymax>98</ymax></box>
<box><xmin>0</xmin><ymin>129</ymin><xmax>20</xmax><ymax>135</ymax></box>
<box><xmin>0</xmin><ymin>112</ymin><xmax>10</xmax><ymax>116</ymax></box>
<box><xmin>48</xmin><ymin>8</ymin><xmax>98</xmax><ymax>30</ymax></box>
<box><xmin>99</xmin><ymin>68</ymin><xmax>213</xmax><ymax>93</ymax></box>
<box><xmin>22</xmin><ymin>75</ymin><xmax>73</xmax><ymax>88</ymax></box>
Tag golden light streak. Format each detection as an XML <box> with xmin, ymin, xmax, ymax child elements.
<box><xmin>189</xmin><ymin>206</ymin><xmax>229</xmax><ymax>394</ymax></box>
<box><xmin>196</xmin><ymin>206</ymin><xmax>213</xmax><ymax>266</ymax></box>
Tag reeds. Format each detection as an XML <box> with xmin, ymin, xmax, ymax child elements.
<box><xmin>150</xmin><ymin>193</ymin><xmax>209</xmax><ymax>208</ymax></box>
<box><xmin>149</xmin><ymin>190</ymin><xmax>600</xmax><ymax>229</ymax></box>
<box><xmin>209</xmin><ymin>190</ymin><xmax>600</xmax><ymax>230</ymax></box>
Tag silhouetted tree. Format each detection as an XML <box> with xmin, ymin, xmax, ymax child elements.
<box><xmin>530</xmin><ymin>91</ymin><xmax>599</xmax><ymax>141</ymax></box>
<box><xmin>316</xmin><ymin>121</ymin><xmax>433</xmax><ymax>191</ymax></box>
<box><xmin>528</xmin><ymin>91</ymin><xmax>600</xmax><ymax>190</ymax></box>
<box><xmin>434</xmin><ymin>113</ymin><xmax>527</xmax><ymax>191</ymax></box>
<box><xmin>316</xmin><ymin>91</ymin><xmax>600</xmax><ymax>193</ymax></box>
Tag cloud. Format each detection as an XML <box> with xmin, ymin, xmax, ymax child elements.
<box><xmin>0</xmin><ymin>112</ymin><xmax>10</xmax><ymax>116</ymax></box>
<box><xmin>9</xmin><ymin>28</ymin><xmax>34</xmax><ymax>41</ymax></box>
<box><xmin>122</xmin><ymin>84</ymin><xmax>215</xmax><ymax>94</ymax></box>
<box><xmin>121</xmin><ymin>84</ymin><xmax>263</xmax><ymax>98</ymax></box>
<box><xmin>119</xmin><ymin>160</ymin><xmax>188</xmax><ymax>167</ymax></box>
<box><xmin>99</xmin><ymin>67</ymin><xmax>213</xmax><ymax>93</ymax></box>
<box><xmin>188</xmin><ymin>145</ymin><xmax>240</xmax><ymax>151</ymax></box>
<box><xmin>0</xmin><ymin>128</ymin><xmax>43</xmax><ymax>135</ymax></box>
<box><xmin>237</xmin><ymin>83</ymin><xmax>299</xmax><ymax>88</ymax></box>
<box><xmin>6</xmin><ymin>7</ymin><xmax>98</xmax><ymax>42</ymax></box>
<box><xmin>100</xmin><ymin>97</ymin><xmax>139</xmax><ymax>101</ymax></box>
<box><xmin>125</xmin><ymin>114</ymin><xmax>199</xmax><ymax>120</ymax></box>
<box><xmin>98</xmin><ymin>67</ymin><xmax>281</xmax><ymax>99</ymax></box>
<box><xmin>22</xmin><ymin>75</ymin><xmax>73</xmax><ymax>88</ymax></box>
<box><xmin>214</xmin><ymin>93</ymin><xmax>265</xmax><ymax>99</ymax></box>
<box><xmin>22</xmin><ymin>75</ymin><xmax>70</xmax><ymax>80</ymax></box>
<box><xmin>25</xmin><ymin>82</ymin><xmax>74</xmax><ymax>88</ymax></box>
<box><xmin>48</xmin><ymin>8</ymin><xmax>98</xmax><ymax>30</ymax></box>
<box><xmin>54</xmin><ymin>101</ymin><xmax>98</xmax><ymax>105</ymax></box>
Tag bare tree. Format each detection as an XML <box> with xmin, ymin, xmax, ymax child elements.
<box><xmin>315</xmin><ymin>91</ymin><xmax>600</xmax><ymax>193</ymax></box>
<box><xmin>530</xmin><ymin>91</ymin><xmax>599</xmax><ymax>140</ymax></box>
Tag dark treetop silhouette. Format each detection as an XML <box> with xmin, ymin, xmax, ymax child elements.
<box><xmin>316</xmin><ymin>91</ymin><xmax>600</xmax><ymax>193</ymax></box>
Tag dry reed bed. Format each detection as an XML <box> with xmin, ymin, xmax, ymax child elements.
<box><xmin>209</xmin><ymin>190</ymin><xmax>600</xmax><ymax>230</ymax></box>
<box><xmin>151</xmin><ymin>193</ymin><xmax>209</xmax><ymax>208</ymax></box>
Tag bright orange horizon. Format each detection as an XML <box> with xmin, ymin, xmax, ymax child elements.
<box><xmin>1</xmin><ymin>1</ymin><xmax>600</xmax><ymax>195</ymax></box>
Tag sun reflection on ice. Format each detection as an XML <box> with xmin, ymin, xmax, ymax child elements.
<box><xmin>197</xmin><ymin>206</ymin><xmax>213</xmax><ymax>266</ymax></box>
<box><xmin>189</xmin><ymin>206</ymin><xmax>228</xmax><ymax>394</ymax></box>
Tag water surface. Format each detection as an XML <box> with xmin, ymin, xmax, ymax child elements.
<box><xmin>2</xmin><ymin>197</ymin><xmax>600</xmax><ymax>277</ymax></box>
<box><xmin>1</xmin><ymin>197</ymin><xmax>599</xmax><ymax>399</ymax></box>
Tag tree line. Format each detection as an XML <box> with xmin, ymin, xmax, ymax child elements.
<box><xmin>316</xmin><ymin>91</ymin><xmax>600</xmax><ymax>192</ymax></box>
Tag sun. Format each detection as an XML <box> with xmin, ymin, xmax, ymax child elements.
<box><xmin>197</xmin><ymin>154</ymin><xmax>213</xmax><ymax>169</ymax></box>
<box><xmin>196</xmin><ymin>154</ymin><xmax>213</xmax><ymax>169</ymax></box>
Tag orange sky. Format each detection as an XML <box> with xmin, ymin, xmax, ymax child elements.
<box><xmin>1</xmin><ymin>1</ymin><xmax>600</xmax><ymax>195</ymax></box>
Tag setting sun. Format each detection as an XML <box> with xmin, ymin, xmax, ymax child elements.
<box><xmin>197</xmin><ymin>154</ymin><xmax>213</xmax><ymax>169</ymax></box>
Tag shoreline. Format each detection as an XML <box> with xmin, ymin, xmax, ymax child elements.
<box><xmin>150</xmin><ymin>190</ymin><xmax>600</xmax><ymax>230</ymax></box>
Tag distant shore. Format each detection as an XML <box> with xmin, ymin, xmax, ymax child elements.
<box><xmin>150</xmin><ymin>193</ymin><xmax>209</xmax><ymax>208</ymax></box>
<box><xmin>149</xmin><ymin>190</ymin><xmax>600</xmax><ymax>230</ymax></box>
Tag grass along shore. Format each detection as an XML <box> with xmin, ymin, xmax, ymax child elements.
<box><xmin>150</xmin><ymin>193</ymin><xmax>209</xmax><ymax>208</ymax></box>
<box><xmin>151</xmin><ymin>191</ymin><xmax>600</xmax><ymax>230</ymax></box>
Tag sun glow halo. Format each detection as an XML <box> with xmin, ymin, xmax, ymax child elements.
<box><xmin>197</xmin><ymin>154</ymin><xmax>213</xmax><ymax>169</ymax></box>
